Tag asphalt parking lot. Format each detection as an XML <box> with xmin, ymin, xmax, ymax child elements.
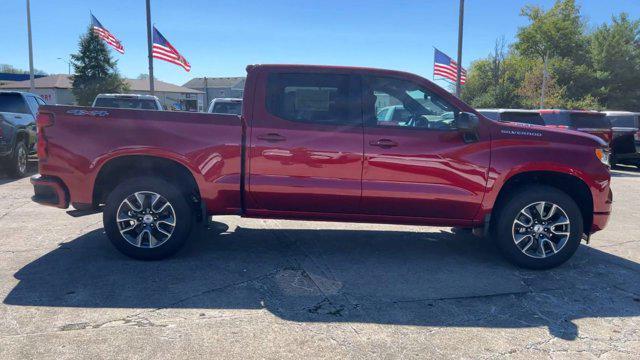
<box><xmin>0</xmin><ymin>162</ymin><xmax>639</xmax><ymax>359</ymax></box>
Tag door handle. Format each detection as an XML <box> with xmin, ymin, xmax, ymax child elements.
<box><xmin>257</xmin><ymin>133</ymin><xmax>287</xmax><ymax>142</ymax></box>
<box><xmin>369</xmin><ymin>139</ymin><xmax>398</xmax><ymax>148</ymax></box>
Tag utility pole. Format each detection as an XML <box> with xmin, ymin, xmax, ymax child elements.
<box><xmin>455</xmin><ymin>0</ymin><xmax>465</xmax><ymax>98</ymax></box>
<box><xmin>145</xmin><ymin>0</ymin><xmax>155</xmax><ymax>95</ymax></box>
<box><xmin>204</xmin><ymin>76</ymin><xmax>209</xmax><ymax>108</ymax></box>
<box><xmin>540</xmin><ymin>53</ymin><xmax>548</xmax><ymax>109</ymax></box>
<box><xmin>26</xmin><ymin>0</ymin><xmax>35</xmax><ymax>92</ymax></box>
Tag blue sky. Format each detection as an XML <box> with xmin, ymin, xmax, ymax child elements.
<box><xmin>3</xmin><ymin>0</ymin><xmax>639</xmax><ymax>87</ymax></box>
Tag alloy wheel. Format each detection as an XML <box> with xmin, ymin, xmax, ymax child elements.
<box><xmin>511</xmin><ymin>201</ymin><xmax>571</xmax><ymax>259</ymax></box>
<box><xmin>116</xmin><ymin>191</ymin><xmax>176</xmax><ymax>248</ymax></box>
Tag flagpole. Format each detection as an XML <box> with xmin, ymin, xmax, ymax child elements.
<box><xmin>455</xmin><ymin>0</ymin><xmax>464</xmax><ymax>98</ymax></box>
<box><xmin>26</xmin><ymin>0</ymin><xmax>35</xmax><ymax>92</ymax></box>
<box><xmin>145</xmin><ymin>0</ymin><xmax>155</xmax><ymax>95</ymax></box>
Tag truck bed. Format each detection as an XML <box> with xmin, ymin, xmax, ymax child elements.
<box><xmin>37</xmin><ymin>105</ymin><xmax>244</xmax><ymax>213</ymax></box>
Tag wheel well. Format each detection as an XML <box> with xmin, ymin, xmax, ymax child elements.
<box><xmin>93</xmin><ymin>156</ymin><xmax>202</xmax><ymax>220</ymax></box>
<box><xmin>492</xmin><ymin>171</ymin><xmax>593</xmax><ymax>234</ymax></box>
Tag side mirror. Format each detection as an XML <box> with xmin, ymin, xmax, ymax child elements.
<box><xmin>456</xmin><ymin>112</ymin><xmax>479</xmax><ymax>132</ymax></box>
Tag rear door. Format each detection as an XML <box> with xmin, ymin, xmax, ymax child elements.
<box><xmin>360</xmin><ymin>75</ymin><xmax>490</xmax><ymax>220</ymax></box>
<box><xmin>247</xmin><ymin>71</ymin><xmax>363</xmax><ymax>213</ymax></box>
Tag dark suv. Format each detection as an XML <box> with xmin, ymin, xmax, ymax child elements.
<box><xmin>0</xmin><ymin>91</ymin><xmax>44</xmax><ymax>177</ymax></box>
<box><xmin>604</xmin><ymin>111</ymin><xmax>640</xmax><ymax>168</ymax></box>
<box><xmin>539</xmin><ymin>110</ymin><xmax>613</xmax><ymax>144</ymax></box>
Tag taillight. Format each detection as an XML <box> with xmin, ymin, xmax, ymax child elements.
<box><xmin>36</xmin><ymin>112</ymin><xmax>54</xmax><ymax>160</ymax></box>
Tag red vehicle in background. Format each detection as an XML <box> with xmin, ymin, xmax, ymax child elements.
<box><xmin>30</xmin><ymin>64</ymin><xmax>612</xmax><ymax>269</ymax></box>
<box><xmin>539</xmin><ymin>109</ymin><xmax>613</xmax><ymax>144</ymax></box>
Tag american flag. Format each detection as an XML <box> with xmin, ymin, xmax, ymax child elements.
<box><xmin>433</xmin><ymin>48</ymin><xmax>466</xmax><ymax>84</ymax></box>
<box><xmin>152</xmin><ymin>27</ymin><xmax>191</xmax><ymax>72</ymax></box>
<box><xmin>90</xmin><ymin>14</ymin><xmax>124</xmax><ymax>54</ymax></box>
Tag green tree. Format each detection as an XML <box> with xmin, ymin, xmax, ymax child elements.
<box><xmin>515</xmin><ymin>0</ymin><xmax>595</xmax><ymax>107</ymax></box>
<box><xmin>589</xmin><ymin>13</ymin><xmax>640</xmax><ymax>111</ymax></box>
<box><xmin>70</xmin><ymin>28</ymin><xmax>127</xmax><ymax>106</ymax></box>
<box><xmin>515</xmin><ymin>0</ymin><xmax>587</xmax><ymax>61</ymax></box>
<box><xmin>462</xmin><ymin>39</ymin><xmax>523</xmax><ymax>108</ymax></box>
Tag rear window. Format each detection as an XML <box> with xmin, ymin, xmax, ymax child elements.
<box><xmin>94</xmin><ymin>97</ymin><xmax>159</xmax><ymax>110</ymax></box>
<box><xmin>570</xmin><ymin>113</ymin><xmax>610</xmax><ymax>129</ymax></box>
<box><xmin>212</xmin><ymin>101</ymin><xmax>242</xmax><ymax>115</ymax></box>
<box><xmin>501</xmin><ymin>112</ymin><xmax>545</xmax><ymax>126</ymax></box>
<box><xmin>0</xmin><ymin>93</ymin><xmax>30</xmax><ymax>114</ymax></box>
<box><xmin>607</xmin><ymin>115</ymin><xmax>638</xmax><ymax>128</ymax></box>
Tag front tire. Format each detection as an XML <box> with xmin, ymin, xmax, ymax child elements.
<box><xmin>493</xmin><ymin>185</ymin><xmax>583</xmax><ymax>269</ymax></box>
<box><xmin>103</xmin><ymin>177</ymin><xmax>193</xmax><ymax>260</ymax></box>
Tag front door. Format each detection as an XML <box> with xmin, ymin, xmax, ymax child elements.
<box><xmin>247</xmin><ymin>71</ymin><xmax>363</xmax><ymax>213</ymax></box>
<box><xmin>361</xmin><ymin>75</ymin><xmax>490</xmax><ymax>220</ymax></box>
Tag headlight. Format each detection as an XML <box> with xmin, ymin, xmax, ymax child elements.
<box><xmin>595</xmin><ymin>148</ymin><xmax>610</xmax><ymax>166</ymax></box>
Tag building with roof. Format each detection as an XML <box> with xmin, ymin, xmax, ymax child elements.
<box><xmin>0</xmin><ymin>74</ymin><xmax>205</xmax><ymax>111</ymax></box>
<box><xmin>0</xmin><ymin>72</ymin><xmax>46</xmax><ymax>86</ymax></box>
<box><xmin>183</xmin><ymin>77</ymin><xmax>245</xmax><ymax>106</ymax></box>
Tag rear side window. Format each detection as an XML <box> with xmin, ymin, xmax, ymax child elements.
<box><xmin>570</xmin><ymin>113</ymin><xmax>610</xmax><ymax>129</ymax></box>
<box><xmin>607</xmin><ymin>115</ymin><xmax>638</xmax><ymax>128</ymax></box>
<box><xmin>0</xmin><ymin>93</ymin><xmax>30</xmax><ymax>114</ymax></box>
<box><xmin>266</xmin><ymin>73</ymin><xmax>353</xmax><ymax>124</ymax></box>
<box><xmin>501</xmin><ymin>112</ymin><xmax>545</xmax><ymax>126</ymax></box>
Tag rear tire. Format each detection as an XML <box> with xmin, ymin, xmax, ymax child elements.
<box><xmin>6</xmin><ymin>141</ymin><xmax>28</xmax><ymax>178</ymax></box>
<box><xmin>493</xmin><ymin>185</ymin><xmax>583</xmax><ymax>269</ymax></box>
<box><xmin>103</xmin><ymin>177</ymin><xmax>193</xmax><ymax>260</ymax></box>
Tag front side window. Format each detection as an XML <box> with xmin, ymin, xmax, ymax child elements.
<box><xmin>363</xmin><ymin>76</ymin><xmax>458</xmax><ymax>130</ymax></box>
<box><xmin>266</xmin><ymin>73</ymin><xmax>352</xmax><ymax>124</ymax></box>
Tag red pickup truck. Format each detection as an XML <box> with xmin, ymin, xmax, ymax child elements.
<box><xmin>31</xmin><ymin>64</ymin><xmax>612</xmax><ymax>269</ymax></box>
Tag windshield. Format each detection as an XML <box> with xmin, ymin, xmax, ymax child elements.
<box><xmin>0</xmin><ymin>93</ymin><xmax>30</xmax><ymax>114</ymax></box>
<box><xmin>211</xmin><ymin>102</ymin><xmax>242</xmax><ymax>115</ymax></box>
<box><xmin>94</xmin><ymin>98</ymin><xmax>159</xmax><ymax>110</ymax></box>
